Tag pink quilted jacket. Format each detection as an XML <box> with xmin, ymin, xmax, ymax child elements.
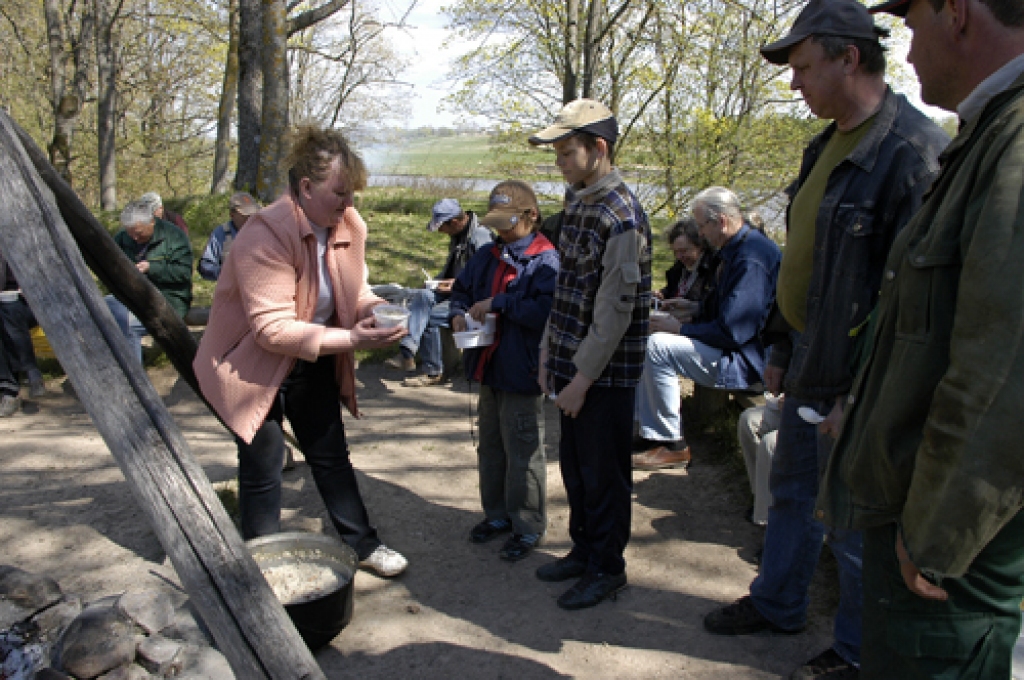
<box><xmin>193</xmin><ymin>191</ymin><xmax>381</xmax><ymax>443</ymax></box>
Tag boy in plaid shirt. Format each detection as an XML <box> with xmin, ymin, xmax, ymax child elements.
<box><xmin>530</xmin><ymin>99</ymin><xmax>652</xmax><ymax>610</ymax></box>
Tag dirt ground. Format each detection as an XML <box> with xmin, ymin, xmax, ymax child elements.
<box><xmin>0</xmin><ymin>363</ymin><xmax>839</xmax><ymax>679</ymax></box>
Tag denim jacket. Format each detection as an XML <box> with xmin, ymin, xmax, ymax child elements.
<box><xmin>770</xmin><ymin>88</ymin><xmax>949</xmax><ymax>401</ymax></box>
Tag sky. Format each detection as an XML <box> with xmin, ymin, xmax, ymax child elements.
<box><xmin>380</xmin><ymin>0</ymin><xmax>477</xmax><ymax>129</ymax></box>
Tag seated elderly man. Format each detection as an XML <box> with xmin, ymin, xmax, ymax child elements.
<box><xmin>633</xmin><ymin>187</ymin><xmax>781</xmax><ymax>470</ymax></box>
<box><xmin>385</xmin><ymin>198</ymin><xmax>492</xmax><ymax>386</ymax></box>
<box><xmin>198</xmin><ymin>192</ymin><xmax>260</xmax><ymax>281</ymax></box>
<box><xmin>105</xmin><ymin>200</ymin><xmax>193</xmax><ymax>362</ymax></box>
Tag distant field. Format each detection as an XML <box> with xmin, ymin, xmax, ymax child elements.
<box><xmin>364</xmin><ymin>134</ymin><xmax>553</xmax><ymax>178</ymax></box>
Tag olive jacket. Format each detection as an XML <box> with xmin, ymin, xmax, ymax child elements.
<box><xmin>113</xmin><ymin>217</ymin><xmax>193</xmax><ymax>318</ymax></box>
<box><xmin>818</xmin><ymin>74</ymin><xmax>1024</xmax><ymax>578</ymax></box>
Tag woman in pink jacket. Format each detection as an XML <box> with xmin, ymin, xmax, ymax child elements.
<box><xmin>194</xmin><ymin>127</ymin><xmax>409</xmax><ymax>577</ymax></box>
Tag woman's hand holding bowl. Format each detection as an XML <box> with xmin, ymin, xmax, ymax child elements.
<box><xmin>352</xmin><ymin>316</ymin><xmax>407</xmax><ymax>349</ymax></box>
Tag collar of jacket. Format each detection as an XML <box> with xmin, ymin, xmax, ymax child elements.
<box><xmin>569</xmin><ymin>168</ymin><xmax>624</xmax><ymax>205</ymax></box>
<box><xmin>941</xmin><ymin>71</ymin><xmax>1024</xmax><ymax>164</ymax></box>
<box><xmin>285</xmin><ymin>188</ymin><xmax>354</xmax><ymax>250</ymax></box>
<box><xmin>719</xmin><ymin>223</ymin><xmax>752</xmax><ymax>259</ymax></box>
<box><xmin>806</xmin><ymin>86</ymin><xmax>901</xmax><ymax>176</ymax></box>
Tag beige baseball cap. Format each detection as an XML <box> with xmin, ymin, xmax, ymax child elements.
<box><xmin>480</xmin><ymin>181</ymin><xmax>539</xmax><ymax>231</ymax></box>
<box><xmin>529</xmin><ymin>99</ymin><xmax>618</xmax><ymax>146</ymax></box>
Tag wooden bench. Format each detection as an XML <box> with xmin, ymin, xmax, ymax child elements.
<box><xmin>691</xmin><ymin>382</ymin><xmax>765</xmax><ymax>419</ymax></box>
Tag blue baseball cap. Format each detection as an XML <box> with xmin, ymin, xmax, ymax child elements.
<box><xmin>427</xmin><ymin>198</ymin><xmax>463</xmax><ymax>231</ymax></box>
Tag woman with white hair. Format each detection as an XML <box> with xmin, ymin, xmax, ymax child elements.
<box><xmin>105</xmin><ymin>199</ymin><xmax>194</xmax><ymax>362</ymax></box>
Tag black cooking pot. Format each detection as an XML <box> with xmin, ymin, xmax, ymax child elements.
<box><xmin>247</xmin><ymin>532</ymin><xmax>357</xmax><ymax>650</ymax></box>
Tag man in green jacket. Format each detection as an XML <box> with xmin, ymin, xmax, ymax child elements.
<box><xmin>819</xmin><ymin>0</ymin><xmax>1024</xmax><ymax>675</ymax></box>
<box><xmin>106</xmin><ymin>199</ymin><xmax>193</xmax><ymax>362</ymax></box>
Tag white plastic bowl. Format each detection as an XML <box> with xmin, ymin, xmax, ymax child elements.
<box><xmin>373</xmin><ymin>304</ymin><xmax>410</xmax><ymax>329</ymax></box>
<box><xmin>0</xmin><ymin>290</ymin><xmax>20</xmax><ymax>303</ymax></box>
<box><xmin>453</xmin><ymin>329</ymin><xmax>494</xmax><ymax>349</ymax></box>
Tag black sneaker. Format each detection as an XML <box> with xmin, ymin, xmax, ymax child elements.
<box><xmin>556</xmin><ymin>571</ymin><xmax>627</xmax><ymax>610</ymax></box>
<box><xmin>703</xmin><ymin>596</ymin><xmax>804</xmax><ymax>636</ymax></box>
<box><xmin>789</xmin><ymin>648</ymin><xmax>859</xmax><ymax>679</ymax></box>
<box><xmin>469</xmin><ymin>518</ymin><xmax>512</xmax><ymax>544</ymax></box>
<box><xmin>535</xmin><ymin>555</ymin><xmax>588</xmax><ymax>582</ymax></box>
<box><xmin>499</xmin><ymin>533</ymin><xmax>541</xmax><ymax>562</ymax></box>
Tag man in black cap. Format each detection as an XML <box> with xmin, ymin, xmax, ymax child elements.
<box><xmin>702</xmin><ymin>0</ymin><xmax>948</xmax><ymax>677</ymax></box>
<box><xmin>817</xmin><ymin>0</ymin><xmax>1024</xmax><ymax>676</ymax></box>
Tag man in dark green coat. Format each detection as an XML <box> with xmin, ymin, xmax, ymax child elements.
<box><xmin>106</xmin><ymin>199</ymin><xmax>193</xmax><ymax>361</ymax></box>
<box><xmin>819</xmin><ymin>0</ymin><xmax>1024</xmax><ymax>676</ymax></box>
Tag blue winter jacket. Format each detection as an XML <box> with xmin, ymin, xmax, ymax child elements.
<box><xmin>679</xmin><ymin>223</ymin><xmax>781</xmax><ymax>389</ymax></box>
<box><xmin>449</xmin><ymin>232</ymin><xmax>559</xmax><ymax>394</ymax></box>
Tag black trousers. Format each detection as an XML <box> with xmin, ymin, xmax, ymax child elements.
<box><xmin>235</xmin><ymin>356</ymin><xmax>381</xmax><ymax>560</ymax></box>
<box><xmin>556</xmin><ymin>378</ymin><xmax>635</xmax><ymax>576</ymax></box>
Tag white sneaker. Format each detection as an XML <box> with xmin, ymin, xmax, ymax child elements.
<box><xmin>359</xmin><ymin>545</ymin><xmax>408</xmax><ymax>577</ymax></box>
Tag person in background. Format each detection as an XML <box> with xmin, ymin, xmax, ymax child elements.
<box><xmin>702</xmin><ymin>1</ymin><xmax>949</xmax><ymax>678</ymax></box>
<box><xmin>385</xmin><ymin>198</ymin><xmax>492</xmax><ymax>387</ymax></box>
<box><xmin>106</xmin><ymin>200</ymin><xmax>193</xmax><ymax>363</ymax></box>
<box><xmin>819</xmin><ymin>0</ymin><xmax>1024</xmax><ymax>675</ymax></box>
<box><xmin>529</xmin><ymin>98</ymin><xmax>652</xmax><ymax>611</ymax></box>
<box><xmin>632</xmin><ymin>188</ymin><xmax>780</xmax><ymax>472</ymax></box>
<box><xmin>654</xmin><ymin>216</ymin><xmax>718</xmax><ymax>306</ymax></box>
<box><xmin>193</xmin><ymin>126</ymin><xmax>410</xmax><ymax>578</ymax></box>
<box><xmin>449</xmin><ymin>180</ymin><xmax>559</xmax><ymax>563</ymax></box>
<box><xmin>198</xmin><ymin>192</ymin><xmax>261</xmax><ymax>281</ymax></box>
<box><xmin>139</xmin><ymin>192</ymin><xmax>189</xmax><ymax>235</ymax></box>
<box><xmin>737</xmin><ymin>394</ymin><xmax>782</xmax><ymax>527</ymax></box>
<box><xmin>0</xmin><ymin>253</ymin><xmax>45</xmax><ymax>398</ymax></box>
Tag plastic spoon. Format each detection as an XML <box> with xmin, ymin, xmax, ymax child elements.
<box><xmin>797</xmin><ymin>406</ymin><xmax>825</xmax><ymax>425</ymax></box>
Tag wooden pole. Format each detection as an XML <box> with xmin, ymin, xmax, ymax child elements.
<box><xmin>0</xmin><ymin>111</ymin><xmax>326</xmax><ymax>680</ymax></box>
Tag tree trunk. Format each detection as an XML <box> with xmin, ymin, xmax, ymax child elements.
<box><xmin>581</xmin><ymin>0</ymin><xmax>602</xmax><ymax>99</ymax></box>
<box><xmin>236</xmin><ymin>0</ymin><xmax>262</xmax><ymax>194</ymax></box>
<box><xmin>563</xmin><ymin>0</ymin><xmax>579</xmax><ymax>104</ymax></box>
<box><xmin>212</xmin><ymin>0</ymin><xmax>240</xmax><ymax>195</ymax></box>
<box><xmin>94</xmin><ymin>0</ymin><xmax>117</xmax><ymax>210</ymax></box>
<box><xmin>256</xmin><ymin>0</ymin><xmax>289</xmax><ymax>203</ymax></box>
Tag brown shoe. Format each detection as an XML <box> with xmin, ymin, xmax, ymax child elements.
<box><xmin>632</xmin><ymin>445</ymin><xmax>691</xmax><ymax>470</ymax></box>
<box><xmin>402</xmin><ymin>373</ymin><xmax>448</xmax><ymax>387</ymax></box>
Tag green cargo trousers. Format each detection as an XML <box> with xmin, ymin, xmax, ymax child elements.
<box><xmin>862</xmin><ymin>509</ymin><xmax>1024</xmax><ymax>679</ymax></box>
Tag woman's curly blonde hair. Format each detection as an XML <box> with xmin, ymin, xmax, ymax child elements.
<box><xmin>286</xmin><ymin>125</ymin><xmax>367</xmax><ymax>194</ymax></box>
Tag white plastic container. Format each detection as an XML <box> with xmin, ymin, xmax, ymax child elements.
<box><xmin>372</xmin><ymin>304</ymin><xmax>410</xmax><ymax>329</ymax></box>
<box><xmin>453</xmin><ymin>329</ymin><xmax>494</xmax><ymax>349</ymax></box>
<box><xmin>0</xmin><ymin>290</ymin><xmax>20</xmax><ymax>303</ymax></box>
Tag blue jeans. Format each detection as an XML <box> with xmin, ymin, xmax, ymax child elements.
<box><xmin>400</xmin><ymin>289</ymin><xmax>448</xmax><ymax>376</ymax></box>
<box><xmin>635</xmin><ymin>332</ymin><xmax>722</xmax><ymax>442</ymax></box>
<box><xmin>750</xmin><ymin>395</ymin><xmax>863</xmax><ymax>665</ymax></box>
<box><xmin>105</xmin><ymin>295</ymin><xmax>146</xmax><ymax>363</ymax></box>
